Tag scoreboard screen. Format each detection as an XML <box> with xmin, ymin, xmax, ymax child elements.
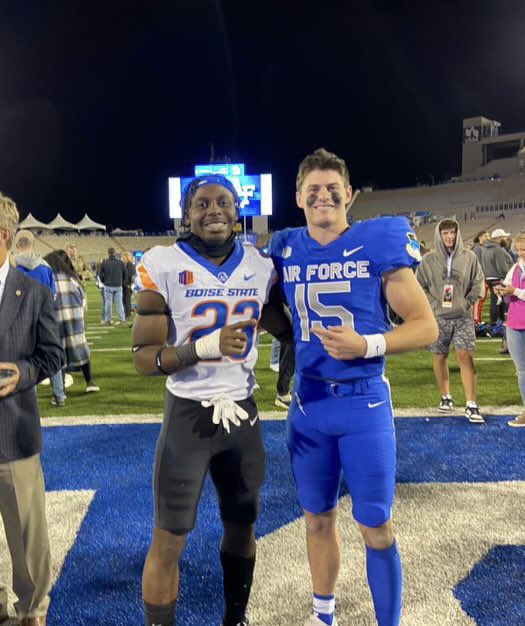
<box><xmin>169</xmin><ymin>162</ymin><xmax>272</xmax><ymax>219</ymax></box>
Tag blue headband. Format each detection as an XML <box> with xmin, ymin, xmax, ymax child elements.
<box><xmin>180</xmin><ymin>174</ymin><xmax>240</xmax><ymax>222</ymax></box>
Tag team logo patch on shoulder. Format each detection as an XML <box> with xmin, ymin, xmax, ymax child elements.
<box><xmin>406</xmin><ymin>232</ymin><xmax>422</xmax><ymax>262</ymax></box>
<box><xmin>179</xmin><ymin>270</ymin><xmax>194</xmax><ymax>286</ymax></box>
<box><xmin>137</xmin><ymin>263</ymin><xmax>159</xmax><ymax>291</ymax></box>
<box><xmin>282</xmin><ymin>246</ymin><xmax>292</xmax><ymax>259</ymax></box>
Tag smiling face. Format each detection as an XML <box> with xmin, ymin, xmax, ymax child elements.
<box><xmin>296</xmin><ymin>169</ymin><xmax>352</xmax><ymax>230</ymax></box>
<box><xmin>186</xmin><ymin>184</ymin><xmax>237</xmax><ymax>245</ymax></box>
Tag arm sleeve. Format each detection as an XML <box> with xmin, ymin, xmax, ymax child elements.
<box><xmin>496</xmin><ymin>249</ymin><xmax>514</xmax><ymax>277</ymax></box>
<box><xmin>99</xmin><ymin>261</ymin><xmax>106</xmax><ymax>283</ymax></box>
<box><xmin>373</xmin><ymin>217</ymin><xmax>422</xmax><ymax>275</ymax></box>
<box><xmin>465</xmin><ymin>255</ymin><xmax>485</xmax><ymax>304</ymax></box>
<box><xmin>49</xmin><ymin>270</ymin><xmax>57</xmax><ymax>298</ymax></box>
<box><xmin>416</xmin><ymin>260</ymin><xmax>439</xmax><ymax>310</ymax></box>
<box><xmin>503</xmin><ymin>264</ymin><xmax>525</xmax><ymax>301</ymax></box>
<box><xmin>15</xmin><ymin>288</ymin><xmax>65</xmax><ymax>391</ymax></box>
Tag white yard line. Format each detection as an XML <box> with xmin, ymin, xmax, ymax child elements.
<box><xmin>90</xmin><ymin>347</ymin><xmax>131</xmax><ymax>352</ymax></box>
<box><xmin>41</xmin><ymin>406</ymin><xmax>525</xmax><ymax>427</ymax></box>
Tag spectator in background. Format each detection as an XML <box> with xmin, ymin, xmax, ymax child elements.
<box><xmin>274</xmin><ymin>340</ymin><xmax>295</xmax><ymax>410</ymax></box>
<box><xmin>94</xmin><ymin>259</ymin><xmax>106</xmax><ymax>322</ymax></box>
<box><xmin>65</xmin><ymin>242</ymin><xmax>91</xmax><ymax>284</ymax></box>
<box><xmin>98</xmin><ymin>247</ymin><xmax>127</xmax><ymax>325</ymax></box>
<box><xmin>472</xmin><ymin>230</ymin><xmax>490</xmax><ymax>264</ymax></box>
<box><xmin>14</xmin><ymin>230</ymin><xmax>66</xmax><ymax>406</ymax></box>
<box><xmin>481</xmin><ymin>228</ymin><xmax>514</xmax><ymax>330</ymax></box>
<box><xmin>0</xmin><ymin>191</ymin><xmax>64</xmax><ymax>626</ymax></box>
<box><xmin>121</xmin><ymin>251</ymin><xmax>136</xmax><ymax>324</ymax></box>
<box><xmin>495</xmin><ymin>234</ymin><xmax>525</xmax><ymax>427</ymax></box>
<box><xmin>14</xmin><ymin>230</ymin><xmax>55</xmax><ymax>294</ymax></box>
<box><xmin>44</xmin><ymin>251</ymin><xmax>100</xmax><ymax>393</ymax></box>
<box><xmin>269</xmin><ymin>337</ymin><xmax>280</xmax><ymax>372</ymax></box>
<box><xmin>417</xmin><ymin>219</ymin><xmax>485</xmax><ymax>423</ymax></box>
<box><xmin>471</xmin><ymin>230</ymin><xmax>490</xmax><ymax>326</ymax></box>
<box><xmin>501</xmin><ymin>236</ymin><xmax>518</xmax><ymax>263</ymax></box>
<box><xmin>270</xmin><ymin>304</ymin><xmax>295</xmax><ymax>409</ymax></box>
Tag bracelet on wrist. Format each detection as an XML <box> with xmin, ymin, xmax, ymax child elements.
<box><xmin>155</xmin><ymin>346</ymin><xmax>171</xmax><ymax>375</ymax></box>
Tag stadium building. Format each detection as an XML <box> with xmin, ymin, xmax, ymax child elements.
<box><xmin>350</xmin><ymin>115</ymin><xmax>525</xmax><ymax>244</ymax></box>
<box><xmin>15</xmin><ymin>115</ymin><xmax>525</xmax><ymax>262</ymax></box>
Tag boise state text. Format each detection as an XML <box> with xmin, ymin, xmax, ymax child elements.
<box><xmin>184</xmin><ymin>287</ymin><xmax>259</xmax><ymax>298</ymax></box>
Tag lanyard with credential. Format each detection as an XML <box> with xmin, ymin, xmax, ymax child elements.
<box><xmin>446</xmin><ymin>250</ymin><xmax>455</xmax><ymax>281</ymax></box>
<box><xmin>442</xmin><ymin>250</ymin><xmax>455</xmax><ymax>308</ymax></box>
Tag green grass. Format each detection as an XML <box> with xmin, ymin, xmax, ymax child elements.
<box><xmin>37</xmin><ymin>284</ymin><xmax>520</xmax><ymax>417</ymax></box>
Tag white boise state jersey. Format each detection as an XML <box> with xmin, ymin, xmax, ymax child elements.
<box><xmin>134</xmin><ymin>239</ymin><xmax>277</xmax><ymax>401</ymax></box>
<box><xmin>270</xmin><ymin>217</ymin><xmax>421</xmax><ymax>381</ymax></box>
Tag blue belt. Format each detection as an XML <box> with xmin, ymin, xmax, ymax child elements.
<box><xmin>297</xmin><ymin>375</ymin><xmax>380</xmax><ymax>398</ymax></box>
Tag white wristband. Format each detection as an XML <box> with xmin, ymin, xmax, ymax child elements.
<box><xmin>363</xmin><ymin>334</ymin><xmax>386</xmax><ymax>359</ymax></box>
<box><xmin>195</xmin><ymin>328</ymin><xmax>223</xmax><ymax>360</ymax></box>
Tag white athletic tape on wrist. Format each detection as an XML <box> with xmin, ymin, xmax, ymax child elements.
<box><xmin>363</xmin><ymin>334</ymin><xmax>386</xmax><ymax>359</ymax></box>
<box><xmin>201</xmin><ymin>393</ymin><xmax>249</xmax><ymax>434</ymax></box>
<box><xmin>195</xmin><ymin>328</ymin><xmax>223</xmax><ymax>359</ymax></box>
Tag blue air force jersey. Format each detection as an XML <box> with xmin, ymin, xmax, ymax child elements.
<box><xmin>134</xmin><ymin>240</ymin><xmax>277</xmax><ymax>401</ymax></box>
<box><xmin>270</xmin><ymin>217</ymin><xmax>421</xmax><ymax>381</ymax></box>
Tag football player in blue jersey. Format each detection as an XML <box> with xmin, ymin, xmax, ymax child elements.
<box><xmin>132</xmin><ymin>174</ymin><xmax>291</xmax><ymax>626</ymax></box>
<box><xmin>270</xmin><ymin>148</ymin><xmax>438</xmax><ymax>626</ymax></box>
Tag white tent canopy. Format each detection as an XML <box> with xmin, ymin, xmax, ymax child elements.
<box><xmin>17</xmin><ymin>213</ymin><xmax>52</xmax><ymax>230</ymax></box>
<box><xmin>47</xmin><ymin>213</ymin><xmax>78</xmax><ymax>231</ymax></box>
<box><xmin>75</xmin><ymin>214</ymin><xmax>106</xmax><ymax>231</ymax></box>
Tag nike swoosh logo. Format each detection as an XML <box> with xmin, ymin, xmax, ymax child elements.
<box><xmin>244</xmin><ymin>273</ymin><xmax>256</xmax><ymax>281</ymax></box>
<box><xmin>249</xmin><ymin>414</ymin><xmax>259</xmax><ymax>426</ymax></box>
<box><xmin>343</xmin><ymin>246</ymin><xmax>364</xmax><ymax>257</ymax></box>
<box><xmin>368</xmin><ymin>400</ymin><xmax>386</xmax><ymax>409</ymax></box>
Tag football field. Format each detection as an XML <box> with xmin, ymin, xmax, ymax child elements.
<box><xmin>1</xmin><ymin>284</ymin><xmax>524</xmax><ymax>625</ymax></box>
<box><xmin>34</xmin><ymin>284</ymin><xmax>524</xmax><ymax>417</ymax></box>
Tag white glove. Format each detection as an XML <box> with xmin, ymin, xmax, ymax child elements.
<box><xmin>201</xmin><ymin>393</ymin><xmax>249</xmax><ymax>434</ymax></box>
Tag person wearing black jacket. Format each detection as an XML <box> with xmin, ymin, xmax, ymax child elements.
<box><xmin>481</xmin><ymin>229</ymin><xmax>514</xmax><ymax>328</ymax></box>
<box><xmin>121</xmin><ymin>251</ymin><xmax>136</xmax><ymax>323</ymax></box>
<box><xmin>99</xmin><ymin>247</ymin><xmax>127</xmax><ymax>325</ymax></box>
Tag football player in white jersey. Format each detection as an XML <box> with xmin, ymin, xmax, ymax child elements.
<box><xmin>132</xmin><ymin>174</ymin><xmax>290</xmax><ymax>626</ymax></box>
<box><xmin>270</xmin><ymin>149</ymin><xmax>438</xmax><ymax>626</ymax></box>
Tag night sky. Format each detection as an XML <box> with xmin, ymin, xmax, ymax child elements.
<box><xmin>0</xmin><ymin>1</ymin><xmax>524</xmax><ymax>231</ymax></box>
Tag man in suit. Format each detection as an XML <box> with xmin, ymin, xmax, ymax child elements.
<box><xmin>0</xmin><ymin>192</ymin><xmax>64</xmax><ymax>626</ymax></box>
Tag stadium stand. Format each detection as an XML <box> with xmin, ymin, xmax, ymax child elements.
<box><xmin>350</xmin><ymin>116</ymin><xmax>525</xmax><ymax>247</ymax></box>
<box><xmin>13</xmin><ymin>115</ymin><xmax>525</xmax><ymax>260</ymax></box>
<box><xmin>28</xmin><ymin>234</ymin><xmax>175</xmax><ymax>264</ymax></box>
